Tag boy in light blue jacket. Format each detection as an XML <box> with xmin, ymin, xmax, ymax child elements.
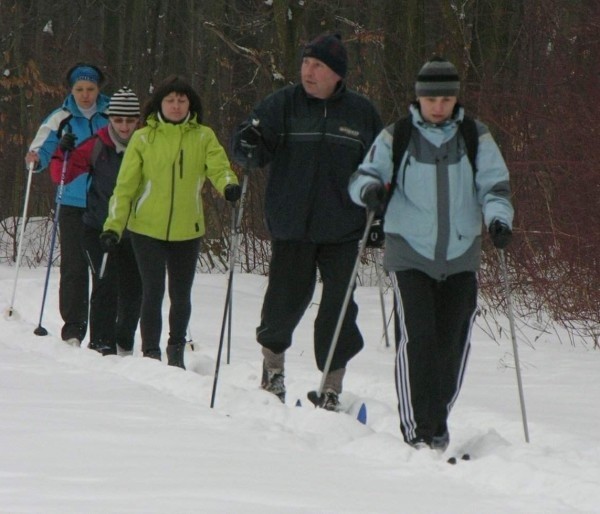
<box><xmin>348</xmin><ymin>57</ymin><xmax>514</xmax><ymax>451</ymax></box>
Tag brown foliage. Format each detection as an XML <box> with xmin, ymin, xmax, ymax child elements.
<box><xmin>1</xmin><ymin>0</ymin><xmax>599</xmax><ymax>339</ymax></box>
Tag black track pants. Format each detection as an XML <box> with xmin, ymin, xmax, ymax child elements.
<box><xmin>390</xmin><ymin>269</ymin><xmax>477</xmax><ymax>443</ymax></box>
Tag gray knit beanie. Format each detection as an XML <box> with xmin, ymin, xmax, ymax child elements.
<box><xmin>415</xmin><ymin>57</ymin><xmax>460</xmax><ymax>97</ymax></box>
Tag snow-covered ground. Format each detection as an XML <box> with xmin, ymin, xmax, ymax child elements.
<box><xmin>1</xmin><ymin>263</ymin><xmax>599</xmax><ymax>513</ymax></box>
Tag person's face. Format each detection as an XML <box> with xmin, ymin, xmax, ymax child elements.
<box><xmin>71</xmin><ymin>80</ymin><xmax>100</xmax><ymax>109</ymax></box>
<box><xmin>417</xmin><ymin>96</ymin><xmax>458</xmax><ymax>124</ymax></box>
<box><xmin>160</xmin><ymin>92</ymin><xmax>190</xmax><ymax>122</ymax></box>
<box><xmin>109</xmin><ymin>116</ymin><xmax>139</xmax><ymax>141</ymax></box>
<box><xmin>300</xmin><ymin>57</ymin><xmax>341</xmax><ymax>100</ymax></box>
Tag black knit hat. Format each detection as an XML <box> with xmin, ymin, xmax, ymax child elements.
<box><xmin>415</xmin><ymin>57</ymin><xmax>460</xmax><ymax>97</ymax></box>
<box><xmin>109</xmin><ymin>87</ymin><xmax>140</xmax><ymax>117</ymax></box>
<box><xmin>302</xmin><ymin>32</ymin><xmax>348</xmax><ymax>78</ymax></box>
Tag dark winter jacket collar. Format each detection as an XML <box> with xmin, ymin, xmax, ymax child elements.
<box><xmin>300</xmin><ymin>80</ymin><xmax>346</xmax><ymax>103</ymax></box>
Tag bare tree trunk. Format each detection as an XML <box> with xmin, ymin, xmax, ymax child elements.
<box><xmin>272</xmin><ymin>0</ymin><xmax>306</xmax><ymax>87</ymax></box>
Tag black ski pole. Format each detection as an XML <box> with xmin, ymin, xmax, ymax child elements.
<box><xmin>376</xmin><ymin>248</ymin><xmax>390</xmax><ymax>348</ymax></box>
<box><xmin>98</xmin><ymin>252</ymin><xmax>108</xmax><ymax>279</ymax></box>
<box><xmin>210</xmin><ymin>171</ymin><xmax>250</xmax><ymax>408</ymax></box>
<box><xmin>34</xmin><ymin>150</ymin><xmax>69</xmax><ymax>336</ymax></box>
<box><xmin>499</xmin><ymin>248</ymin><xmax>530</xmax><ymax>443</ymax></box>
<box><xmin>309</xmin><ymin>209</ymin><xmax>376</xmax><ymax>405</ymax></box>
<box><xmin>6</xmin><ymin>162</ymin><xmax>35</xmax><ymax>320</ymax></box>
<box><xmin>226</xmin><ymin>200</ymin><xmax>237</xmax><ymax>365</ymax></box>
<box><xmin>186</xmin><ymin>325</ymin><xmax>195</xmax><ymax>352</ymax></box>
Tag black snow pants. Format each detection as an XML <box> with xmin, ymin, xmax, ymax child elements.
<box><xmin>58</xmin><ymin>206</ymin><xmax>89</xmax><ymax>342</ymax></box>
<box><xmin>130</xmin><ymin>233</ymin><xmax>200</xmax><ymax>359</ymax></box>
<box><xmin>256</xmin><ymin>240</ymin><xmax>364</xmax><ymax>372</ymax></box>
<box><xmin>82</xmin><ymin>226</ymin><xmax>142</xmax><ymax>352</ymax></box>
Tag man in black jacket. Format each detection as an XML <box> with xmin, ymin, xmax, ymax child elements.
<box><xmin>232</xmin><ymin>33</ymin><xmax>382</xmax><ymax>410</ymax></box>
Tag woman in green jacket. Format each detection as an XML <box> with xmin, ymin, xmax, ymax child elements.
<box><xmin>102</xmin><ymin>75</ymin><xmax>240</xmax><ymax>369</ymax></box>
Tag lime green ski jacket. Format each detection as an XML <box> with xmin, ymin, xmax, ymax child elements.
<box><xmin>104</xmin><ymin>114</ymin><xmax>237</xmax><ymax>241</ymax></box>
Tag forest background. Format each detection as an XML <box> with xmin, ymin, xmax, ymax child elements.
<box><xmin>0</xmin><ymin>0</ymin><xmax>599</xmax><ymax>345</ymax></box>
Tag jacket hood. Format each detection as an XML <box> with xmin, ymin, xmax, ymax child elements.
<box><xmin>145</xmin><ymin>112</ymin><xmax>201</xmax><ymax>130</ymax></box>
<box><xmin>410</xmin><ymin>103</ymin><xmax>465</xmax><ymax>148</ymax></box>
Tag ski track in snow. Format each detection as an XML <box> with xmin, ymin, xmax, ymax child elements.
<box><xmin>1</xmin><ymin>267</ymin><xmax>600</xmax><ymax>513</ymax></box>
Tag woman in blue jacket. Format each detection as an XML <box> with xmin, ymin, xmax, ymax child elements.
<box><xmin>349</xmin><ymin>57</ymin><xmax>514</xmax><ymax>451</ymax></box>
<box><xmin>25</xmin><ymin>63</ymin><xmax>110</xmax><ymax>346</ymax></box>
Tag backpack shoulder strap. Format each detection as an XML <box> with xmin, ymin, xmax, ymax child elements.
<box><xmin>56</xmin><ymin>113</ymin><xmax>74</xmax><ymax>139</ymax></box>
<box><xmin>90</xmin><ymin>136</ymin><xmax>104</xmax><ymax>170</ymax></box>
<box><xmin>459</xmin><ymin>115</ymin><xmax>479</xmax><ymax>174</ymax></box>
<box><xmin>385</xmin><ymin>115</ymin><xmax>412</xmax><ymax>213</ymax></box>
<box><xmin>391</xmin><ymin>115</ymin><xmax>412</xmax><ymax>184</ymax></box>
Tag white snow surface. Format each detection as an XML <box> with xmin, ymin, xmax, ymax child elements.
<box><xmin>1</xmin><ymin>263</ymin><xmax>599</xmax><ymax>513</ymax></box>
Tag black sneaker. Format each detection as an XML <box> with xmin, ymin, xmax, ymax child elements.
<box><xmin>87</xmin><ymin>340</ymin><xmax>116</xmax><ymax>356</ymax></box>
<box><xmin>431</xmin><ymin>432</ymin><xmax>450</xmax><ymax>452</ymax></box>
<box><xmin>407</xmin><ymin>437</ymin><xmax>432</xmax><ymax>450</ymax></box>
<box><xmin>261</xmin><ymin>361</ymin><xmax>285</xmax><ymax>403</ymax></box>
<box><xmin>319</xmin><ymin>390</ymin><xmax>340</xmax><ymax>412</ymax></box>
<box><xmin>64</xmin><ymin>337</ymin><xmax>81</xmax><ymax>348</ymax></box>
<box><xmin>167</xmin><ymin>343</ymin><xmax>186</xmax><ymax>370</ymax></box>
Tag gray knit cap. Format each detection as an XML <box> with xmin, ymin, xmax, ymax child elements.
<box><xmin>415</xmin><ymin>57</ymin><xmax>460</xmax><ymax>97</ymax></box>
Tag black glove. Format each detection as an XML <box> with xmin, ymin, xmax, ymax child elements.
<box><xmin>59</xmin><ymin>133</ymin><xmax>77</xmax><ymax>152</ymax></box>
<box><xmin>224</xmin><ymin>184</ymin><xmax>242</xmax><ymax>203</ymax></box>
<box><xmin>239</xmin><ymin>123</ymin><xmax>262</xmax><ymax>150</ymax></box>
<box><xmin>366</xmin><ymin>217</ymin><xmax>385</xmax><ymax>248</ymax></box>
<box><xmin>489</xmin><ymin>219</ymin><xmax>512</xmax><ymax>249</ymax></box>
<box><xmin>361</xmin><ymin>183</ymin><xmax>386</xmax><ymax>214</ymax></box>
<box><xmin>99</xmin><ymin>230</ymin><xmax>120</xmax><ymax>253</ymax></box>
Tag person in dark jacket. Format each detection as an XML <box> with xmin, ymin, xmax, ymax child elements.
<box><xmin>50</xmin><ymin>87</ymin><xmax>142</xmax><ymax>356</ymax></box>
<box><xmin>25</xmin><ymin>63</ymin><xmax>110</xmax><ymax>346</ymax></box>
<box><xmin>232</xmin><ymin>33</ymin><xmax>382</xmax><ymax>410</ymax></box>
<box><xmin>349</xmin><ymin>57</ymin><xmax>514</xmax><ymax>451</ymax></box>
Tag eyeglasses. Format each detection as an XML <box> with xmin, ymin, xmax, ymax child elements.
<box><xmin>110</xmin><ymin>117</ymin><xmax>138</xmax><ymax>125</ymax></box>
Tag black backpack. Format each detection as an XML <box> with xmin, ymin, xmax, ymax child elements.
<box><xmin>366</xmin><ymin>113</ymin><xmax>479</xmax><ymax>248</ymax></box>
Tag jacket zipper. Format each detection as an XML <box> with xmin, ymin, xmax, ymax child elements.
<box><xmin>305</xmin><ymin>102</ymin><xmax>327</xmax><ymax>238</ymax></box>
<box><xmin>166</xmin><ymin>160</ymin><xmax>176</xmax><ymax>239</ymax></box>
<box><xmin>166</xmin><ymin>149</ymin><xmax>184</xmax><ymax>239</ymax></box>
